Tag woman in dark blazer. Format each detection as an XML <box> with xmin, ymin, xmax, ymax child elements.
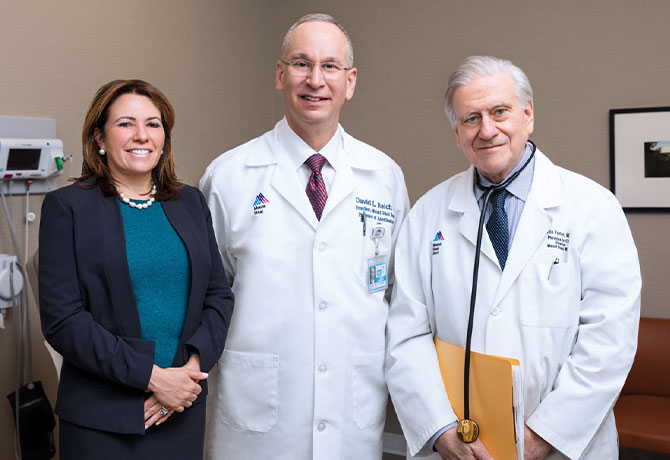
<box><xmin>38</xmin><ymin>79</ymin><xmax>234</xmax><ymax>459</ymax></box>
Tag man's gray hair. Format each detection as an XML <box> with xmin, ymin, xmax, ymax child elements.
<box><xmin>444</xmin><ymin>56</ymin><xmax>533</xmax><ymax>127</ymax></box>
<box><xmin>281</xmin><ymin>13</ymin><xmax>354</xmax><ymax>68</ymax></box>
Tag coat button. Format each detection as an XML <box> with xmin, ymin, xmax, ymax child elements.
<box><xmin>319</xmin><ymin>242</ymin><xmax>326</xmax><ymax>252</ymax></box>
<box><xmin>491</xmin><ymin>307</ymin><xmax>500</xmax><ymax>316</ymax></box>
<box><xmin>318</xmin><ymin>364</ymin><xmax>327</xmax><ymax>373</ymax></box>
<box><xmin>318</xmin><ymin>302</ymin><xmax>327</xmax><ymax>311</ymax></box>
<box><xmin>317</xmin><ymin>422</ymin><xmax>326</xmax><ymax>431</ymax></box>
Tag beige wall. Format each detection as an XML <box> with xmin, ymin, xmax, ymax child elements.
<box><xmin>1</xmin><ymin>1</ymin><xmax>668</xmax><ymax>458</ymax></box>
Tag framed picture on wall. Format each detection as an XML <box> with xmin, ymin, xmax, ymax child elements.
<box><xmin>610</xmin><ymin>106</ymin><xmax>670</xmax><ymax>211</ymax></box>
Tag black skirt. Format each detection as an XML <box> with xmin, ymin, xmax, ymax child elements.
<box><xmin>59</xmin><ymin>399</ymin><xmax>205</xmax><ymax>460</ymax></box>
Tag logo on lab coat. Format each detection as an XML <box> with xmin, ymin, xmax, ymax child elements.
<box><xmin>253</xmin><ymin>192</ymin><xmax>269</xmax><ymax>215</ymax></box>
<box><xmin>432</xmin><ymin>231</ymin><xmax>444</xmax><ymax>255</ymax></box>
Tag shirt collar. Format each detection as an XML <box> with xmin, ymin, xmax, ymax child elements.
<box><xmin>278</xmin><ymin>118</ymin><xmax>342</xmax><ymax>172</ymax></box>
<box><xmin>474</xmin><ymin>142</ymin><xmax>535</xmax><ymax>202</ymax></box>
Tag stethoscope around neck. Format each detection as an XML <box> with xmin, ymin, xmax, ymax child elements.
<box><xmin>457</xmin><ymin>140</ymin><xmax>536</xmax><ymax>443</ymax></box>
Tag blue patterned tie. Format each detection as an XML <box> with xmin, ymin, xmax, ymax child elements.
<box><xmin>305</xmin><ymin>153</ymin><xmax>328</xmax><ymax>220</ymax></box>
<box><xmin>486</xmin><ymin>189</ymin><xmax>509</xmax><ymax>270</ymax></box>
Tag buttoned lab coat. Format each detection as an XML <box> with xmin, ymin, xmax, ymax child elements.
<box><xmin>200</xmin><ymin>119</ymin><xmax>409</xmax><ymax>460</ymax></box>
<box><xmin>386</xmin><ymin>149</ymin><xmax>641</xmax><ymax>460</ymax></box>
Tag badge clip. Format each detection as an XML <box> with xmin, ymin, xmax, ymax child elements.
<box><xmin>371</xmin><ymin>225</ymin><xmax>385</xmax><ymax>256</ymax></box>
<box><xmin>371</xmin><ymin>226</ymin><xmax>385</xmax><ymax>239</ymax></box>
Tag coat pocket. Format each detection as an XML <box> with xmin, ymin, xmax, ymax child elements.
<box><xmin>519</xmin><ymin>261</ymin><xmax>578</xmax><ymax>328</ymax></box>
<box><xmin>352</xmin><ymin>351</ymin><xmax>388</xmax><ymax>428</ymax></box>
<box><xmin>215</xmin><ymin>350</ymin><xmax>279</xmax><ymax>432</ymax></box>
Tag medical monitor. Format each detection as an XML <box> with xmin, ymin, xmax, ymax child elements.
<box><xmin>0</xmin><ymin>139</ymin><xmax>63</xmax><ymax>179</ymax></box>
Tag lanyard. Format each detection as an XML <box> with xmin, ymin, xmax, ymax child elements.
<box><xmin>458</xmin><ymin>141</ymin><xmax>536</xmax><ymax>443</ymax></box>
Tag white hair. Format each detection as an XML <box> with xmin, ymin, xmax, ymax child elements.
<box><xmin>444</xmin><ymin>56</ymin><xmax>533</xmax><ymax>127</ymax></box>
<box><xmin>281</xmin><ymin>13</ymin><xmax>354</xmax><ymax>68</ymax></box>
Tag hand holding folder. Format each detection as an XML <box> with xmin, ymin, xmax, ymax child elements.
<box><xmin>435</xmin><ymin>338</ymin><xmax>524</xmax><ymax>460</ymax></box>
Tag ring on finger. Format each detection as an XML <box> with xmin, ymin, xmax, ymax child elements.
<box><xmin>159</xmin><ymin>407</ymin><xmax>169</xmax><ymax>417</ymax></box>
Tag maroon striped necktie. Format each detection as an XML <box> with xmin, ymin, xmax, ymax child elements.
<box><xmin>305</xmin><ymin>153</ymin><xmax>328</xmax><ymax>220</ymax></box>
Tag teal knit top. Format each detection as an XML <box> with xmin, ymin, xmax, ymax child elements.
<box><xmin>119</xmin><ymin>199</ymin><xmax>191</xmax><ymax>368</ymax></box>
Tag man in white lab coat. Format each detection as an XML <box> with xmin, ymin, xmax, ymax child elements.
<box><xmin>386</xmin><ymin>56</ymin><xmax>641</xmax><ymax>460</ymax></box>
<box><xmin>200</xmin><ymin>13</ymin><xmax>409</xmax><ymax>460</ymax></box>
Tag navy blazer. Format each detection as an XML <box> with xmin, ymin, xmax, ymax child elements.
<box><xmin>38</xmin><ymin>182</ymin><xmax>234</xmax><ymax>434</ymax></box>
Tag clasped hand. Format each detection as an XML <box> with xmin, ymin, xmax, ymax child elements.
<box><xmin>435</xmin><ymin>427</ymin><xmax>494</xmax><ymax>460</ymax></box>
<box><xmin>144</xmin><ymin>354</ymin><xmax>207</xmax><ymax>429</ymax></box>
<box><xmin>435</xmin><ymin>425</ymin><xmax>551</xmax><ymax>460</ymax></box>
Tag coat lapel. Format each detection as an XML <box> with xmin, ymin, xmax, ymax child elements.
<box><xmin>99</xmin><ymin>192</ymin><xmax>142</xmax><ymax>338</ymax></box>
<box><xmin>321</xmin><ymin>151</ymin><xmax>356</xmax><ymax>222</ymax></box>
<box><xmin>246</xmin><ymin>122</ymin><xmax>319</xmax><ymax>229</ymax></box>
<box><xmin>450</xmin><ymin>168</ymin><xmax>499</xmax><ymax>265</ymax></box>
<box><xmin>161</xmin><ymin>198</ymin><xmax>201</xmax><ymax>343</ymax></box>
<box><xmin>270</xmin><ymin>156</ymin><xmax>319</xmax><ymax>229</ymax></box>
<box><xmin>492</xmin><ymin>151</ymin><xmax>562</xmax><ymax>307</ymax></box>
<box><xmin>319</xmin><ymin>131</ymin><xmax>385</xmax><ymax>223</ymax></box>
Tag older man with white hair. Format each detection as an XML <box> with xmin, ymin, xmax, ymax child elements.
<box><xmin>386</xmin><ymin>56</ymin><xmax>640</xmax><ymax>460</ymax></box>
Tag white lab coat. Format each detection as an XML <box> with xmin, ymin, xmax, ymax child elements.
<box><xmin>386</xmin><ymin>149</ymin><xmax>640</xmax><ymax>460</ymax></box>
<box><xmin>200</xmin><ymin>119</ymin><xmax>409</xmax><ymax>460</ymax></box>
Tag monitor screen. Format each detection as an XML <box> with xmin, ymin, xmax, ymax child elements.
<box><xmin>6</xmin><ymin>148</ymin><xmax>41</xmax><ymax>171</ymax></box>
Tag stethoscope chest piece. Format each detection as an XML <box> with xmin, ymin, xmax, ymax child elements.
<box><xmin>457</xmin><ymin>418</ymin><xmax>479</xmax><ymax>443</ymax></box>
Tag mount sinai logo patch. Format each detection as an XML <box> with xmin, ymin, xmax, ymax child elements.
<box><xmin>253</xmin><ymin>193</ymin><xmax>269</xmax><ymax>215</ymax></box>
<box><xmin>432</xmin><ymin>231</ymin><xmax>444</xmax><ymax>255</ymax></box>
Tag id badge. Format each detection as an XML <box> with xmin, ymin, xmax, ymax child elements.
<box><xmin>367</xmin><ymin>255</ymin><xmax>389</xmax><ymax>293</ymax></box>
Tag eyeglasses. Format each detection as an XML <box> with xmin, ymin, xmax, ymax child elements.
<box><xmin>281</xmin><ymin>59</ymin><xmax>351</xmax><ymax>78</ymax></box>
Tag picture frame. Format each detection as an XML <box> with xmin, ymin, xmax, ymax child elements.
<box><xmin>610</xmin><ymin>106</ymin><xmax>670</xmax><ymax>212</ymax></box>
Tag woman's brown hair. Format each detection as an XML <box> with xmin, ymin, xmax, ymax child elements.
<box><xmin>77</xmin><ymin>79</ymin><xmax>182</xmax><ymax>200</ymax></box>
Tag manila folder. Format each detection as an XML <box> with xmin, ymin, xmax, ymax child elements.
<box><xmin>435</xmin><ymin>338</ymin><xmax>524</xmax><ymax>460</ymax></box>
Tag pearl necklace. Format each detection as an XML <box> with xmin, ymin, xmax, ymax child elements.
<box><xmin>119</xmin><ymin>184</ymin><xmax>157</xmax><ymax>210</ymax></box>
